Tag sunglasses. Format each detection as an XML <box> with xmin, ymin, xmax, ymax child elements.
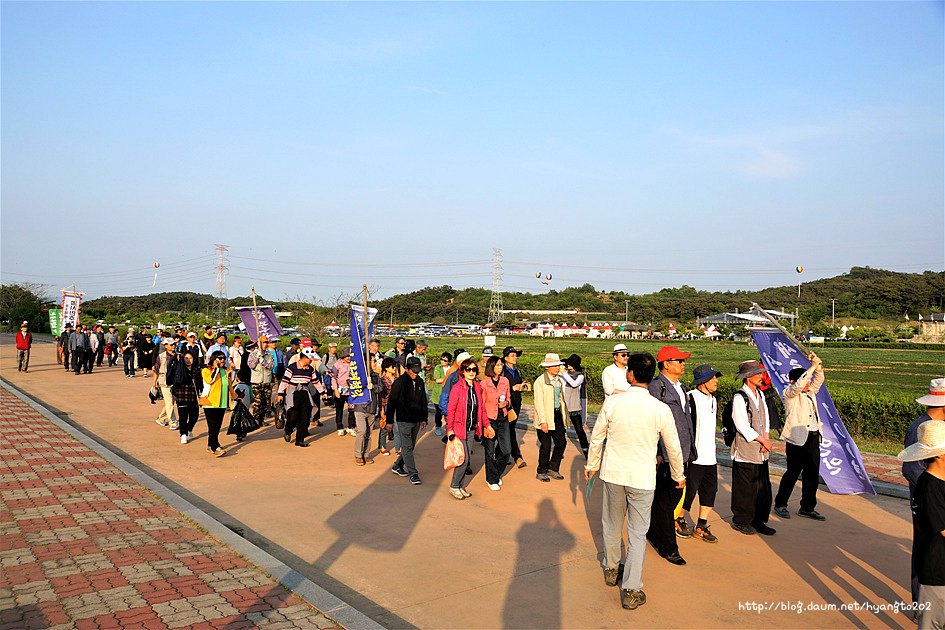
<box><xmin>616</xmin><ymin>353</ymin><xmax>628</xmax><ymax>358</ymax></box>
<box><xmin>463</xmin><ymin>367</ymin><xmax>478</xmax><ymax>373</ymax></box>
<box><xmin>668</xmin><ymin>358</ymin><xmax>687</xmax><ymax>363</ymax></box>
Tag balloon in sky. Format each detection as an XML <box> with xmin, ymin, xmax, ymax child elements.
<box><xmin>153</xmin><ymin>262</ymin><xmax>160</xmax><ymax>269</ymax></box>
<box><xmin>536</xmin><ymin>271</ymin><xmax>542</xmax><ymax>278</ymax></box>
<box><xmin>152</xmin><ymin>262</ymin><xmax>160</xmax><ymax>287</ymax></box>
<box><xmin>795</xmin><ymin>266</ymin><xmax>803</xmax><ymax>273</ymax></box>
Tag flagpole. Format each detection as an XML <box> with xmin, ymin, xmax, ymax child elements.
<box><xmin>362</xmin><ymin>284</ymin><xmax>369</xmax><ymax>365</ymax></box>
<box><xmin>752</xmin><ymin>302</ymin><xmax>811</xmax><ymax>356</ymax></box>
<box><xmin>251</xmin><ymin>286</ymin><xmax>260</xmax><ymax>341</ymax></box>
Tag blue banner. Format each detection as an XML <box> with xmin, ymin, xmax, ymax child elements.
<box><xmin>348</xmin><ymin>304</ymin><xmax>378</xmax><ymax>405</ymax></box>
<box><xmin>750</xmin><ymin>328</ymin><xmax>875</xmax><ymax>496</ymax></box>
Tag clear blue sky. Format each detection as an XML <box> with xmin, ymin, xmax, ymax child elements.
<box><xmin>2</xmin><ymin>1</ymin><xmax>942</xmax><ymax>303</ymax></box>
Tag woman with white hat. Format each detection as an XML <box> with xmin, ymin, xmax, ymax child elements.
<box><xmin>897</xmin><ymin>419</ymin><xmax>945</xmax><ymax>630</ymax></box>
<box><xmin>532</xmin><ymin>353</ymin><xmax>569</xmax><ymax>483</ymax></box>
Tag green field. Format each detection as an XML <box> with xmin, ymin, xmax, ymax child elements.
<box><xmin>417</xmin><ymin>336</ymin><xmax>943</xmax><ymax>395</ymax></box>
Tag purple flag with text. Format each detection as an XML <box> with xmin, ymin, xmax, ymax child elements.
<box><xmin>234</xmin><ymin>306</ymin><xmax>283</xmax><ymax>342</ymax></box>
<box><xmin>750</xmin><ymin>328</ymin><xmax>875</xmax><ymax>495</ymax></box>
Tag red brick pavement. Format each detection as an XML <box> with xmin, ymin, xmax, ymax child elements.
<box><xmin>0</xmin><ymin>389</ymin><xmax>340</xmax><ymax>630</ymax></box>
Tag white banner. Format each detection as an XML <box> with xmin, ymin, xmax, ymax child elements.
<box><xmin>61</xmin><ymin>291</ymin><xmax>83</xmax><ymax>328</ymax></box>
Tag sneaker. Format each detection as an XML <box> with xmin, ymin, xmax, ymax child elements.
<box><xmin>603</xmin><ymin>564</ymin><xmax>624</xmax><ymax>587</ymax></box>
<box><xmin>620</xmin><ymin>589</ymin><xmax>646</xmax><ymax>610</ymax></box>
<box><xmin>337</xmin><ymin>430</ymin><xmax>346</xmax><ymax>436</ymax></box>
<box><xmin>547</xmin><ymin>471</ymin><xmax>564</xmax><ymax>481</ymax></box>
<box><xmin>730</xmin><ymin>522</ymin><xmax>756</xmax><ymax>536</ymax></box>
<box><xmin>284</xmin><ymin>433</ymin><xmax>292</xmax><ymax>443</ymax></box>
<box><xmin>497</xmin><ymin>479</ymin><xmax>503</xmax><ymax>486</ymax></box>
<box><xmin>536</xmin><ymin>473</ymin><xmax>550</xmax><ymax>482</ymax></box>
<box><xmin>379</xmin><ymin>449</ymin><xmax>391</xmax><ymax>456</ymax></box>
<box><xmin>516</xmin><ymin>458</ymin><xmax>527</xmax><ymax>469</ymax></box>
<box><xmin>449</xmin><ymin>488</ymin><xmax>465</xmax><ymax>500</ymax></box>
<box><xmin>752</xmin><ymin>522</ymin><xmax>777</xmax><ymax>536</ymax></box>
<box><xmin>410</xmin><ymin>474</ymin><xmax>422</xmax><ymax>485</ymax></box>
<box><xmin>488</xmin><ymin>483</ymin><xmax>501</xmax><ymax>491</ymax></box>
<box><xmin>155</xmin><ymin>418</ymin><xmax>169</xmax><ymax>427</ymax></box>
<box><xmin>391</xmin><ymin>465</ymin><xmax>408</xmax><ymax>477</ymax></box>
<box><xmin>460</xmin><ymin>488</ymin><xmax>471</xmax><ymax>497</ymax></box>
<box><xmin>774</xmin><ymin>506</ymin><xmax>791</xmax><ymax>519</ymax></box>
<box><xmin>169</xmin><ymin>423</ymin><xmax>178</xmax><ymax>431</ymax></box>
<box><xmin>213</xmin><ymin>447</ymin><xmax>226</xmax><ymax>457</ymax></box>
<box><xmin>364</xmin><ymin>457</ymin><xmax>374</xmax><ymax>464</ymax></box>
<box><xmin>206</xmin><ymin>446</ymin><xmax>213</xmax><ymax>454</ymax></box>
<box><xmin>180</xmin><ymin>435</ymin><xmax>188</xmax><ymax>444</ymax></box>
<box><xmin>798</xmin><ymin>509</ymin><xmax>826</xmax><ymax>521</ymax></box>
<box><xmin>187</xmin><ymin>432</ymin><xmax>193</xmax><ymax>439</ymax></box>
<box><xmin>675</xmin><ymin>517</ymin><xmax>692</xmax><ymax>538</ymax></box>
<box><xmin>693</xmin><ymin>525</ymin><xmax>718</xmax><ymax>543</ymax></box>
<box><xmin>355</xmin><ymin>457</ymin><xmax>365</xmax><ymax>466</ymax></box>
<box><xmin>435</xmin><ymin>428</ymin><xmax>443</xmax><ymax>436</ymax></box>
<box><xmin>346</xmin><ymin>428</ymin><xmax>357</xmax><ymax>436</ymax></box>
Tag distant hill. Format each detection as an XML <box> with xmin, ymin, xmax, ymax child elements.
<box><xmin>81</xmin><ymin>267</ymin><xmax>944</xmax><ymax>327</ymax></box>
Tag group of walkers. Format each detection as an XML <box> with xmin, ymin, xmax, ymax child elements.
<box><xmin>21</xmin><ymin>322</ymin><xmax>944</xmax><ymax>626</ymax></box>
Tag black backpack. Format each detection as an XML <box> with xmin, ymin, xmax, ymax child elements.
<box><xmin>721</xmin><ymin>390</ymin><xmax>750</xmax><ymax>447</ymax></box>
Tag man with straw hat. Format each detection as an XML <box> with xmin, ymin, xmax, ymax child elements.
<box><xmin>897</xmin><ymin>418</ymin><xmax>945</xmax><ymax>630</ymax></box>
<box><xmin>729</xmin><ymin>359</ymin><xmax>776</xmax><ymax>537</ymax></box>
<box><xmin>903</xmin><ymin>378</ymin><xmax>945</xmax><ymax>617</ymax></box>
<box><xmin>533</xmin><ymin>353</ymin><xmax>569</xmax><ymax>483</ymax></box>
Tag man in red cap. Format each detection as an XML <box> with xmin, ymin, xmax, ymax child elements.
<box><xmin>646</xmin><ymin>345</ymin><xmax>695</xmax><ymax>566</ymax></box>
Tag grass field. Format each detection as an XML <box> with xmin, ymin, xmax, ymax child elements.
<box><xmin>418</xmin><ymin>336</ymin><xmax>943</xmax><ymax>394</ymax></box>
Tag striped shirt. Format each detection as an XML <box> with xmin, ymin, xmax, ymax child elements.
<box><xmin>278</xmin><ymin>363</ymin><xmax>315</xmax><ymax>394</ymax></box>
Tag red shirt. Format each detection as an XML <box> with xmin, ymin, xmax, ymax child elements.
<box><xmin>15</xmin><ymin>332</ymin><xmax>32</xmax><ymax>350</ymax></box>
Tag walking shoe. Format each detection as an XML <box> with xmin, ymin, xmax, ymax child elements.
<box><xmin>620</xmin><ymin>589</ymin><xmax>646</xmax><ymax>610</ymax></box>
<box><xmin>603</xmin><ymin>565</ymin><xmax>623</xmax><ymax>587</ymax></box>
<box><xmin>213</xmin><ymin>448</ymin><xmax>226</xmax><ymax>457</ymax></box>
<box><xmin>337</xmin><ymin>429</ymin><xmax>346</xmax><ymax>436</ymax></box>
<box><xmin>752</xmin><ymin>522</ymin><xmax>777</xmax><ymax>536</ymax></box>
<box><xmin>180</xmin><ymin>435</ymin><xmax>188</xmax><ymax>444</ymax></box>
<box><xmin>435</xmin><ymin>428</ymin><xmax>443</xmax><ymax>436</ymax></box>
<box><xmin>798</xmin><ymin>509</ymin><xmax>826</xmax><ymax>521</ymax></box>
<box><xmin>547</xmin><ymin>471</ymin><xmax>564</xmax><ymax>480</ymax></box>
<box><xmin>187</xmin><ymin>432</ymin><xmax>193</xmax><ymax>439</ymax></box>
<box><xmin>497</xmin><ymin>479</ymin><xmax>503</xmax><ymax>486</ymax></box>
<box><xmin>206</xmin><ymin>446</ymin><xmax>214</xmax><ymax>454</ymax></box>
<box><xmin>488</xmin><ymin>483</ymin><xmax>501</xmax><ymax>491</ymax></box>
<box><xmin>275</xmin><ymin>418</ymin><xmax>285</xmax><ymax>429</ymax></box>
<box><xmin>693</xmin><ymin>525</ymin><xmax>718</xmax><ymax>543</ymax></box>
<box><xmin>536</xmin><ymin>473</ymin><xmax>550</xmax><ymax>482</ymax></box>
<box><xmin>730</xmin><ymin>522</ymin><xmax>756</xmax><ymax>536</ymax></box>
<box><xmin>675</xmin><ymin>517</ymin><xmax>692</xmax><ymax>538</ymax></box>
<box><xmin>774</xmin><ymin>506</ymin><xmax>791</xmax><ymax>519</ymax></box>
<box><xmin>364</xmin><ymin>457</ymin><xmax>374</xmax><ymax>464</ymax></box>
<box><xmin>516</xmin><ymin>458</ymin><xmax>527</xmax><ymax>469</ymax></box>
<box><xmin>295</xmin><ymin>442</ymin><xmax>309</xmax><ymax>447</ymax></box>
<box><xmin>346</xmin><ymin>428</ymin><xmax>357</xmax><ymax>436</ymax></box>
<box><xmin>410</xmin><ymin>474</ymin><xmax>422</xmax><ymax>485</ymax></box>
<box><xmin>169</xmin><ymin>423</ymin><xmax>178</xmax><ymax>431</ymax></box>
<box><xmin>284</xmin><ymin>433</ymin><xmax>292</xmax><ymax>443</ymax></box>
<box><xmin>662</xmin><ymin>552</ymin><xmax>686</xmax><ymax>566</ymax></box>
<box><xmin>235</xmin><ymin>435</ymin><xmax>244</xmax><ymax>442</ymax></box>
<box><xmin>355</xmin><ymin>457</ymin><xmax>365</xmax><ymax>466</ymax></box>
<box><xmin>379</xmin><ymin>449</ymin><xmax>391</xmax><ymax>456</ymax></box>
<box><xmin>391</xmin><ymin>465</ymin><xmax>408</xmax><ymax>477</ymax></box>
<box><xmin>449</xmin><ymin>488</ymin><xmax>465</xmax><ymax>500</ymax></box>
<box><xmin>460</xmin><ymin>488</ymin><xmax>471</xmax><ymax>497</ymax></box>
<box><xmin>155</xmin><ymin>418</ymin><xmax>169</xmax><ymax>427</ymax></box>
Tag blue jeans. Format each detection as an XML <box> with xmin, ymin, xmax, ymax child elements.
<box><xmin>123</xmin><ymin>354</ymin><xmax>135</xmax><ymax>375</ymax></box>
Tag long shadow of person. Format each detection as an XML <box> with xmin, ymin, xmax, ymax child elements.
<box><xmin>569</xmin><ymin>456</ymin><xmax>604</xmax><ymax>556</ymax></box>
<box><xmin>501</xmin><ymin>498</ymin><xmax>575</xmax><ymax>630</ymax></box>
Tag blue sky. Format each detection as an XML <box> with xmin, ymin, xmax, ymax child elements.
<box><xmin>2</xmin><ymin>1</ymin><xmax>942</xmax><ymax>303</ymax></box>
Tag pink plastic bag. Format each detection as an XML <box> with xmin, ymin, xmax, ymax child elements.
<box><xmin>444</xmin><ymin>435</ymin><xmax>465</xmax><ymax>470</ymax></box>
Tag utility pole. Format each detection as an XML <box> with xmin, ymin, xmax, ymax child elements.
<box><xmin>213</xmin><ymin>244</ymin><xmax>229</xmax><ymax>324</ymax></box>
<box><xmin>830</xmin><ymin>299</ymin><xmax>837</xmax><ymax>327</ymax></box>
<box><xmin>487</xmin><ymin>248</ymin><xmax>504</xmax><ymax>325</ymax></box>
<box><xmin>624</xmin><ymin>300</ymin><xmax>630</xmax><ymax>325</ymax></box>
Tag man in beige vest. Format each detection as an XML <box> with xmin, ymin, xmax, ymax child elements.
<box><xmin>730</xmin><ymin>360</ymin><xmax>776</xmax><ymax>536</ymax></box>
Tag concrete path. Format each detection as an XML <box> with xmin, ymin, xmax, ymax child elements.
<box><xmin>1</xmin><ymin>338</ymin><xmax>921</xmax><ymax>629</ymax></box>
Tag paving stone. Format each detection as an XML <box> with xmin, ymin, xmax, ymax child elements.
<box><xmin>118</xmin><ymin>559</ymin><xmax>194</xmax><ymax>583</ymax></box>
<box><xmin>151</xmin><ymin>593</ymin><xmax>240</xmax><ymax>629</ymax></box>
<box><xmin>60</xmin><ymin>585</ymin><xmax>149</xmax><ymax>620</ymax></box>
<box><xmin>41</xmin><ymin>552</ymin><xmax>114</xmax><ymax>578</ymax></box>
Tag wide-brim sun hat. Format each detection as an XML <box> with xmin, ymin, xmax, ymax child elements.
<box><xmin>897</xmin><ymin>420</ymin><xmax>945</xmax><ymax>462</ymax></box>
<box><xmin>539</xmin><ymin>353</ymin><xmax>563</xmax><ymax>367</ymax></box>
<box><xmin>735</xmin><ymin>360</ymin><xmax>766</xmax><ymax>380</ymax></box>
<box><xmin>613</xmin><ymin>343</ymin><xmax>629</xmax><ymax>354</ymax></box>
<box><xmin>916</xmin><ymin>378</ymin><xmax>945</xmax><ymax>407</ymax></box>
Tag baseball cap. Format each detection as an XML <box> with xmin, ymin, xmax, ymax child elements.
<box><xmin>657</xmin><ymin>345</ymin><xmax>691</xmax><ymax>362</ymax></box>
<box><xmin>405</xmin><ymin>357</ymin><xmax>422</xmax><ymax>373</ymax></box>
<box><xmin>502</xmin><ymin>346</ymin><xmax>521</xmax><ymax>357</ymax></box>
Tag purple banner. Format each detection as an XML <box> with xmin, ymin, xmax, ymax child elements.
<box><xmin>348</xmin><ymin>305</ymin><xmax>377</xmax><ymax>405</ymax></box>
<box><xmin>234</xmin><ymin>306</ymin><xmax>283</xmax><ymax>342</ymax></box>
<box><xmin>750</xmin><ymin>328</ymin><xmax>875</xmax><ymax>495</ymax></box>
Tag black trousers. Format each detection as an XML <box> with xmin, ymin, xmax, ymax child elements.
<box><xmin>483</xmin><ymin>416</ymin><xmax>511</xmax><ymax>484</ymax></box>
<box><xmin>536</xmin><ymin>409</ymin><xmax>566</xmax><ymax>474</ymax></box>
<box><xmin>731</xmin><ymin>460</ymin><xmax>772</xmax><ymax>526</ymax></box>
<box><xmin>83</xmin><ymin>349</ymin><xmax>95</xmax><ymax>373</ymax></box>
<box><xmin>177</xmin><ymin>404</ymin><xmax>199</xmax><ymax>436</ymax></box>
<box><xmin>95</xmin><ymin>347</ymin><xmax>105</xmax><ymax>366</ymax></box>
<box><xmin>334</xmin><ymin>396</ymin><xmax>355</xmax><ymax>430</ymax></box>
<box><xmin>569</xmin><ymin>411</ymin><xmax>589</xmax><ymax>453</ymax></box>
<box><xmin>508</xmin><ymin>398</ymin><xmax>523</xmax><ymax>460</ymax></box>
<box><xmin>775</xmin><ymin>432</ymin><xmax>821</xmax><ymax>512</ymax></box>
<box><xmin>285</xmin><ymin>393</ymin><xmax>313</xmax><ymax>445</ymax></box>
<box><xmin>72</xmin><ymin>349</ymin><xmax>85</xmax><ymax>374</ymax></box>
<box><xmin>203</xmin><ymin>407</ymin><xmax>225</xmax><ymax>451</ymax></box>
<box><xmin>648</xmin><ymin>461</ymin><xmax>685</xmax><ymax>556</ymax></box>
<box><xmin>62</xmin><ymin>348</ymin><xmax>70</xmax><ymax>370</ymax></box>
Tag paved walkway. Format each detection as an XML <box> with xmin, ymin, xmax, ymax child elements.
<box><xmin>0</xmin><ymin>338</ymin><xmax>922</xmax><ymax>629</ymax></box>
<box><xmin>0</xmin><ymin>387</ymin><xmax>340</xmax><ymax>630</ymax></box>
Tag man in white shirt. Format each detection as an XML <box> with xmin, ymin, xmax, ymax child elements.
<box><xmin>602</xmin><ymin>344</ymin><xmax>630</xmax><ymax>397</ymax></box>
<box><xmin>682</xmin><ymin>364</ymin><xmax>723</xmax><ymax>543</ymax></box>
<box><xmin>730</xmin><ymin>360</ymin><xmax>776</xmax><ymax>536</ymax></box>
<box><xmin>585</xmin><ymin>352</ymin><xmax>685</xmax><ymax>612</ymax></box>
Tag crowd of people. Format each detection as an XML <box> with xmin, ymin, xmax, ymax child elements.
<box><xmin>21</xmin><ymin>324</ymin><xmax>944</xmax><ymax>624</ymax></box>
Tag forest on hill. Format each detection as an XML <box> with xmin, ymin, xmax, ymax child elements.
<box><xmin>71</xmin><ymin>266</ymin><xmax>943</xmax><ymax>329</ymax></box>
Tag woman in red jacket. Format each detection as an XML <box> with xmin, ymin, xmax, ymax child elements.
<box><xmin>446</xmin><ymin>358</ymin><xmax>495</xmax><ymax>500</ymax></box>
